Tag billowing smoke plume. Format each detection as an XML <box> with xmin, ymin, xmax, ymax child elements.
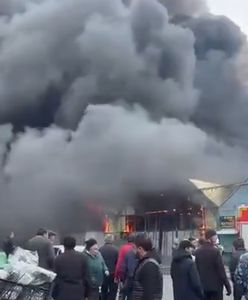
<box><xmin>0</xmin><ymin>0</ymin><xmax>248</xmax><ymax>234</ymax></box>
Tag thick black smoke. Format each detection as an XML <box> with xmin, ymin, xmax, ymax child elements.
<box><xmin>0</xmin><ymin>0</ymin><xmax>248</xmax><ymax>234</ymax></box>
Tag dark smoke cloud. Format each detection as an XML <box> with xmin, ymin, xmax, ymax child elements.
<box><xmin>0</xmin><ymin>0</ymin><xmax>248</xmax><ymax>233</ymax></box>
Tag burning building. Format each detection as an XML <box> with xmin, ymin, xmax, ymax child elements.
<box><xmin>0</xmin><ymin>0</ymin><xmax>248</xmax><ymax>239</ymax></box>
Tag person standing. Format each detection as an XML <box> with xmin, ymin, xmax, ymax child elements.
<box><xmin>195</xmin><ymin>229</ymin><xmax>231</xmax><ymax>300</ymax></box>
<box><xmin>132</xmin><ymin>234</ymin><xmax>163</xmax><ymax>300</ymax></box>
<box><xmin>229</xmin><ymin>238</ymin><xmax>246</xmax><ymax>300</ymax></box>
<box><xmin>99</xmin><ymin>234</ymin><xmax>119</xmax><ymax>300</ymax></box>
<box><xmin>26</xmin><ymin>228</ymin><xmax>55</xmax><ymax>270</ymax></box>
<box><xmin>84</xmin><ymin>238</ymin><xmax>109</xmax><ymax>300</ymax></box>
<box><xmin>2</xmin><ymin>232</ymin><xmax>15</xmax><ymax>258</ymax></box>
<box><xmin>121</xmin><ymin>245</ymin><xmax>139</xmax><ymax>300</ymax></box>
<box><xmin>171</xmin><ymin>240</ymin><xmax>204</xmax><ymax>300</ymax></box>
<box><xmin>53</xmin><ymin>236</ymin><xmax>87</xmax><ymax>300</ymax></box>
<box><xmin>115</xmin><ymin>234</ymin><xmax>135</xmax><ymax>282</ymax></box>
<box><xmin>235</xmin><ymin>251</ymin><xmax>248</xmax><ymax>300</ymax></box>
<box><xmin>48</xmin><ymin>231</ymin><xmax>57</xmax><ymax>245</ymax></box>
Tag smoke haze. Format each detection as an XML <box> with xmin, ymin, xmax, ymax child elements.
<box><xmin>0</xmin><ymin>0</ymin><xmax>248</xmax><ymax>234</ymax></box>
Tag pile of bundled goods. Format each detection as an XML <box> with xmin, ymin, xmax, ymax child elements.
<box><xmin>0</xmin><ymin>248</ymin><xmax>56</xmax><ymax>300</ymax></box>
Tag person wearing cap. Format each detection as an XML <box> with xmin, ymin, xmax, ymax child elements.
<box><xmin>83</xmin><ymin>238</ymin><xmax>109</xmax><ymax>300</ymax></box>
<box><xmin>195</xmin><ymin>229</ymin><xmax>231</xmax><ymax>300</ymax></box>
<box><xmin>99</xmin><ymin>235</ymin><xmax>119</xmax><ymax>300</ymax></box>
<box><xmin>171</xmin><ymin>239</ymin><xmax>204</xmax><ymax>300</ymax></box>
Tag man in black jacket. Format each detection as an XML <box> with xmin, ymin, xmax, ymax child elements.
<box><xmin>171</xmin><ymin>240</ymin><xmax>204</xmax><ymax>300</ymax></box>
<box><xmin>99</xmin><ymin>234</ymin><xmax>119</xmax><ymax>300</ymax></box>
<box><xmin>195</xmin><ymin>229</ymin><xmax>231</xmax><ymax>300</ymax></box>
<box><xmin>229</xmin><ymin>238</ymin><xmax>246</xmax><ymax>300</ymax></box>
<box><xmin>132</xmin><ymin>234</ymin><xmax>163</xmax><ymax>300</ymax></box>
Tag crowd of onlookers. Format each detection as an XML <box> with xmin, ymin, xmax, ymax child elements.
<box><xmin>2</xmin><ymin>229</ymin><xmax>163</xmax><ymax>300</ymax></box>
<box><xmin>171</xmin><ymin>229</ymin><xmax>248</xmax><ymax>300</ymax></box>
<box><xmin>3</xmin><ymin>228</ymin><xmax>248</xmax><ymax>300</ymax></box>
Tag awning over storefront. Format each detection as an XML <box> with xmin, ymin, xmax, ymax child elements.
<box><xmin>189</xmin><ymin>179</ymin><xmax>238</xmax><ymax>207</ymax></box>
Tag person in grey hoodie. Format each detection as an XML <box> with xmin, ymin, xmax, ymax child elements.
<box><xmin>26</xmin><ymin>228</ymin><xmax>55</xmax><ymax>270</ymax></box>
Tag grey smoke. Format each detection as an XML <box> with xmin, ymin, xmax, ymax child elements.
<box><xmin>0</xmin><ymin>0</ymin><xmax>248</xmax><ymax>233</ymax></box>
<box><xmin>160</xmin><ymin>0</ymin><xmax>208</xmax><ymax>16</ymax></box>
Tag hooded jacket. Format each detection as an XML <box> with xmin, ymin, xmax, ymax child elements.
<box><xmin>171</xmin><ymin>249</ymin><xmax>204</xmax><ymax>300</ymax></box>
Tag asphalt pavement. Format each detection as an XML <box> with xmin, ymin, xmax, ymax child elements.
<box><xmin>163</xmin><ymin>275</ymin><xmax>232</xmax><ymax>300</ymax></box>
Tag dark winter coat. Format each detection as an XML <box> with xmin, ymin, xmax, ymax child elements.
<box><xmin>26</xmin><ymin>235</ymin><xmax>55</xmax><ymax>270</ymax></box>
<box><xmin>195</xmin><ymin>242</ymin><xmax>231</xmax><ymax>294</ymax></box>
<box><xmin>132</xmin><ymin>254</ymin><xmax>163</xmax><ymax>300</ymax></box>
<box><xmin>54</xmin><ymin>250</ymin><xmax>87</xmax><ymax>300</ymax></box>
<box><xmin>121</xmin><ymin>249</ymin><xmax>138</xmax><ymax>294</ymax></box>
<box><xmin>99</xmin><ymin>242</ymin><xmax>118</xmax><ymax>275</ymax></box>
<box><xmin>171</xmin><ymin>249</ymin><xmax>204</xmax><ymax>300</ymax></box>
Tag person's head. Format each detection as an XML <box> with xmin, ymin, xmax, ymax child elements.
<box><xmin>63</xmin><ymin>236</ymin><xmax>76</xmax><ymax>251</ymax></box>
<box><xmin>127</xmin><ymin>233</ymin><xmax>135</xmax><ymax>244</ymax></box>
<box><xmin>189</xmin><ymin>237</ymin><xmax>198</xmax><ymax>249</ymax></box>
<box><xmin>48</xmin><ymin>231</ymin><xmax>56</xmax><ymax>244</ymax></box>
<box><xmin>135</xmin><ymin>234</ymin><xmax>153</xmax><ymax>259</ymax></box>
<box><xmin>233</xmin><ymin>238</ymin><xmax>245</xmax><ymax>251</ymax></box>
<box><xmin>85</xmin><ymin>238</ymin><xmax>98</xmax><ymax>256</ymax></box>
<box><xmin>179</xmin><ymin>240</ymin><xmax>194</xmax><ymax>255</ymax></box>
<box><xmin>37</xmin><ymin>228</ymin><xmax>48</xmax><ymax>238</ymax></box>
<box><xmin>104</xmin><ymin>234</ymin><xmax>114</xmax><ymax>244</ymax></box>
<box><xmin>205</xmin><ymin>229</ymin><xmax>218</xmax><ymax>245</ymax></box>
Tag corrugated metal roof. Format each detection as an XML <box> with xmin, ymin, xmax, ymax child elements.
<box><xmin>189</xmin><ymin>179</ymin><xmax>238</xmax><ymax>207</ymax></box>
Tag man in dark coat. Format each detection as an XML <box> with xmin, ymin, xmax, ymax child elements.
<box><xmin>132</xmin><ymin>234</ymin><xmax>163</xmax><ymax>300</ymax></box>
<box><xmin>53</xmin><ymin>236</ymin><xmax>87</xmax><ymax>300</ymax></box>
<box><xmin>26</xmin><ymin>228</ymin><xmax>55</xmax><ymax>270</ymax></box>
<box><xmin>229</xmin><ymin>238</ymin><xmax>246</xmax><ymax>300</ymax></box>
<box><xmin>171</xmin><ymin>240</ymin><xmax>204</xmax><ymax>300</ymax></box>
<box><xmin>99</xmin><ymin>234</ymin><xmax>119</xmax><ymax>300</ymax></box>
<box><xmin>195</xmin><ymin>229</ymin><xmax>231</xmax><ymax>300</ymax></box>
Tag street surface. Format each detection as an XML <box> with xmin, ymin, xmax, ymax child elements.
<box><xmin>163</xmin><ymin>275</ymin><xmax>231</xmax><ymax>300</ymax></box>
